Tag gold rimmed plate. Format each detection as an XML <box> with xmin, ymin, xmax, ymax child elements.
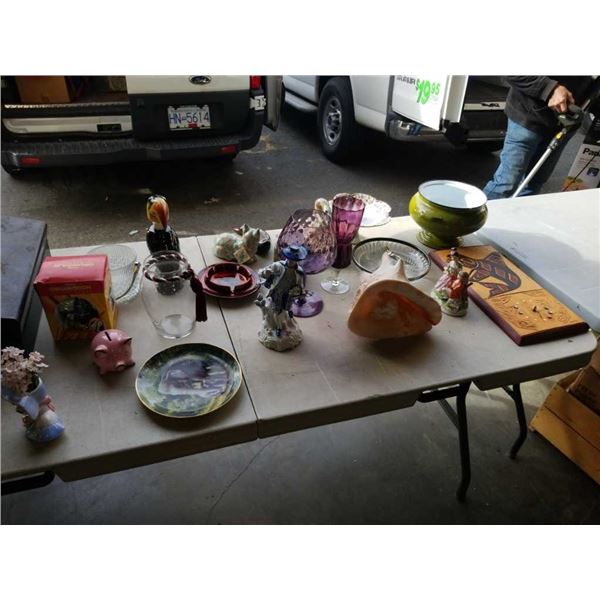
<box><xmin>135</xmin><ymin>343</ymin><xmax>242</xmax><ymax>418</ymax></box>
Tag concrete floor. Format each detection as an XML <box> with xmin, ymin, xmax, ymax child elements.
<box><xmin>1</xmin><ymin>107</ymin><xmax>598</xmax><ymax>523</ymax></box>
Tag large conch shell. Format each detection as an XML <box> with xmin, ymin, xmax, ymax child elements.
<box><xmin>348</xmin><ymin>251</ymin><xmax>442</xmax><ymax>339</ymax></box>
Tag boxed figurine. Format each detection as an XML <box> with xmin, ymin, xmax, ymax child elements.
<box><xmin>34</xmin><ymin>255</ymin><xmax>117</xmax><ymax>341</ymax></box>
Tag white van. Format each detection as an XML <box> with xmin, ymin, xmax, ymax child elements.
<box><xmin>283</xmin><ymin>75</ymin><xmax>508</xmax><ymax>162</ymax></box>
<box><xmin>1</xmin><ymin>76</ymin><xmax>282</xmax><ymax>175</ymax></box>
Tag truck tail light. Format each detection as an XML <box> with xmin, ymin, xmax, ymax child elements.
<box><xmin>221</xmin><ymin>145</ymin><xmax>237</xmax><ymax>154</ymax></box>
<box><xmin>20</xmin><ymin>156</ymin><xmax>41</xmax><ymax>166</ymax></box>
<box><xmin>250</xmin><ymin>76</ymin><xmax>262</xmax><ymax>90</ymax></box>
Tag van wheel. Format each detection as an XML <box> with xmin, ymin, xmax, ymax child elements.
<box><xmin>318</xmin><ymin>77</ymin><xmax>358</xmax><ymax>164</ymax></box>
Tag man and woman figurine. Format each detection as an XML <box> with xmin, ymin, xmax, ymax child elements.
<box><xmin>256</xmin><ymin>245</ymin><xmax>307</xmax><ymax>351</ymax></box>
<box><xmin>431</xmin><ymin>248</ymin><xmax>471</xmax><ymax>317</ymax></box>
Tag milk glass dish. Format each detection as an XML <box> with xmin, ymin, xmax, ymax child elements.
<box><xmin>141</xmin><ymin>251</ymin><xmax>198</xmax><ymax>339</ymax></box>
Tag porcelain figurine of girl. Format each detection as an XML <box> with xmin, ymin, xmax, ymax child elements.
<box><xmin>255</xmin><ymin>245</ymin><xmax>307</xmax><ymax>351</ymax></box>
<box><xmin>431</xmin><ymin>248</ymin><xmax>471</xmax><ymax>316</ymax></box>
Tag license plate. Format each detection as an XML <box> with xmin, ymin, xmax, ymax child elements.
<box><xmin>167</xmin><ymin>104</ymin><xmax>210</xmax><ymax>130</ymax></box>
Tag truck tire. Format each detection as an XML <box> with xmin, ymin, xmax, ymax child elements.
<box><xmin>318</xmin><ymin>77</ymin><xmax>358</xmax><ymax>164</ymax></box>
<box><xmin>2</xmin><ymin>164</ymin><xmax>24</xmax><ymax>177</ymax></box>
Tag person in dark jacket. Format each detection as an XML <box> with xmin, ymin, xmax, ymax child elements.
<box><xmin>483</xmin><ymin>76</ymin><xmax>595</xmax><ymax>199</ymax></box>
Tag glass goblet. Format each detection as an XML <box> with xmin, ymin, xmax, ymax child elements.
<box><xmin>276</xmin><ymin>208</ymin><xmax>337</xmax><ymax>317</ymax></box>
<box><xmin>321</xmin><ymin>194</ymin><xmax>365</xmax><ymax>295</ymax></box>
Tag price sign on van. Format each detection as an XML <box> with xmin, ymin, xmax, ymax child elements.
<box><xmin>167</xmin><ymin>105</ymin><xmax>211</xmax><ymax>130</ymax></box>
<box><xmin>392</xmin><ymin>76</ymin><xmax>449</xmax><ymax>131</ymax></box>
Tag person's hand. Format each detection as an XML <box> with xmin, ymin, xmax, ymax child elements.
<box><xmin>548</xmin><ymin>85</ymin><xmax>575</xmax><ymax>113</ymax></box>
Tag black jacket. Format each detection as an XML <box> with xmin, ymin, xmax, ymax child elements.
<box><xmin>504</xmin><ymin>76</ymin><xmax>595</xmax><ymax>135</ymax></box>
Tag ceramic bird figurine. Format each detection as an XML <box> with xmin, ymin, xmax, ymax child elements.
<box><xmin>146</xmin><ymin>194</ymin><xmax>180</xmax><ymax>254</ymax></box>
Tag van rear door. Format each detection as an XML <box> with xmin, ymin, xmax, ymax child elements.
<box><xmin>264</xmin><ymin>76</ymin><xmax>282</xmax><ymax>131</ymax></box>
<box><xmin>126</xmin><ymin>75</ymin><xmax>252</xmax><ymax>141</ymax></box>
<box><xmin>391</xmin><ymin>75</ymin><xmax>468</xmax><ymax>130</ymax></box>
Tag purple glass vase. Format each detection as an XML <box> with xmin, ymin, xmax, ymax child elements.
<box><xmin>321</xmin><ymin>194</ymin><xmax>365</xmax><ymax>295</ymax></box>
<box><xmin>276</xmin><ymin>209</ymin><xmax>337</xmax><ymax>274</ymax></box>
<box><xmin>275</xmin><ymin>208</ymin><xmax>337</xmax><ymax>317</ymax></box>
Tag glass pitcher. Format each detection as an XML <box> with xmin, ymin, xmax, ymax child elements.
<box><xmin>141</xmin><ymin>251</ymin><xmax>206</xmax><ymax>339</ymax></box>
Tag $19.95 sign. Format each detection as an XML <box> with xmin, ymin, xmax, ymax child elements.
<box><xmin>393</xmin><ymin>75</ymin><xmax>448</xmax><ymax>130</ymax></box>
<box><xmin>415</xmin><ymin>79</ymin><xmax>442</xmax><ymax>105</ymax></box>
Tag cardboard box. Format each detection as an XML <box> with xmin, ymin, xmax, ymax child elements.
<box><xmin>563</xmin><ymin>115</ymin><xmax>600</xmax><ymax>191</ymax></box>
<box><xmin>589</xmin><ymin>338</ymin><xmax>600</xmax><ymax>374</ymax></box>
<box><xmin>562</xmin><ymin>143</ymin><xmax>600</xmax><ymax>191</ymax></box>
<box><xmin>530</xmin><ymin>372</ymin><xmax>600</xmax><ymax>485</ymax></box>
<box><xmin>568</xmin><ymin>365</ymin><xmax>600</xmax><ymax>414</ymax></box>
<box><xmin>34</xmin><ymin>255</ymin><xmax>117</xmax><ymax>340</ymax></box>
<box><xmin>15</xmin><ymin>76</ymin><xmax>80</xmax><ymax>104</ymax></box>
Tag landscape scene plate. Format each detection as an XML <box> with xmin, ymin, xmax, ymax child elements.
<box><xmin>135</xmin><ymin>343</ymin><xmax>242</xmax><ymax>418</ymax></box>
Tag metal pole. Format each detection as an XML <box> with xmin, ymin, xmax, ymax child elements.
<box><xmin>511</xmin><ymin>146</ymin><xmax>555</xmax><ymax>198</ymax></box>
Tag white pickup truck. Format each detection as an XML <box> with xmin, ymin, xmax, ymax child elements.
<box><xmin>283</xmin><ymin>75</ymin><xmax>508</xmax><ymax>163</ymax></box>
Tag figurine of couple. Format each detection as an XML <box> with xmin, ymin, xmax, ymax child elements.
<box><xmin>431</xmin><ymin>248</ymin><xmax>471</xmax><ymax>317</ymax></box>
<box><xmin>256</xmin><ymin>245</ymin><xmax>307</xmax><ymax>351</ymax></box>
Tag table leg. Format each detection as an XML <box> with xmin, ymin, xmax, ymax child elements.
<box><xmin>1</xmin><ymin>471</ymin><xmax>55</xmax><ymax>495</ymax></box>
<box><xmin>418</xmin><ymin>381</ymin><xmax>472</xmax><ymax>501</ymax></box>
<box><xmin>455</xmin><ymin>389</ymin><xmax>471</xmax><ymax>502</ymax></box>
<box><xmin>502</xmin><ymin>384</ymin><xmax>527</xmax><ymax>459</ymax></box>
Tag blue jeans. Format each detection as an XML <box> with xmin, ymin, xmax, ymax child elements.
<box><xmin>483</xmin><ymin>119</ymin><xmax>565</xmax><ymax>199</ymax></box>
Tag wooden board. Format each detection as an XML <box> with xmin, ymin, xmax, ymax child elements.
<box><xmin>530</xmin><ymin>406</ymin><xmax>600</xmax><ymax>485</ymax></box>
<box><xmin>530</xmin><ymin>374</ymin><xmax>600</xmax><ymax>485</ymax></box>
<box><xmin>430</xmin><ymin>245</ymin><xmax>589</xmax><ymax>346</ymax></box>
<box><xmin>544</xmin><ymin>377</ymin><xmax>600</xmax><ymax>450</ymax></box>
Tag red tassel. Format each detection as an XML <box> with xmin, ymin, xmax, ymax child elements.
<box><xmin>190</xmin><ymin>276</ymin><xmax>207</xmax><ymax>322</ymax></box>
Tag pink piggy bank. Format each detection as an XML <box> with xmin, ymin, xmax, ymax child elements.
<box><xmin>91</xmin><ymin>329</ymin><xmax>135</xmax><ymax>375</ymax></box>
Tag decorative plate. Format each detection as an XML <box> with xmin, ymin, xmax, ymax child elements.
<box><xmin>135</xmin><ymin>343</ymin><xmax>242</xmax><ymax>418</ymax></box>
<box><xmin>197</xmin><ymin>263</ymin><xmax>260</xmax><ymax>300</ymax></box>
<box><xmin>352</xmin><ymin>237</ymin><xmax>431</xmax><ymax>280</ymax></box>
<box><xmin>329</xmin><ymin>194</ymin><xmax>391</xmax><ymax>227</ymax></box>
<box><xmin>353</xmin><ymin>193</ymin><xmax>392</xmax><ymax>227</ymax></box>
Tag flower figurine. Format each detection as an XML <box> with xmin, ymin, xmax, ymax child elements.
<box><xmin>1</xmin><ymin>347</ymin><xmax>65</xmax><ymax>443</ymax></box>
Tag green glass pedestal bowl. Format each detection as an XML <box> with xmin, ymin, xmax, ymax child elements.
<box><xmin>409</xmin><ymin>180</ymin><xmax>488</xmax><ymax>249</ymax></box>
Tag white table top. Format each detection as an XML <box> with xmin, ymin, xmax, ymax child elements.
<box><xmin>1</xmin><ymin>238</ymin><xmax>258</xmax><ymax>481</ymax></box>
<box><xmin>3</xmin><ymin>217</ymin><xmax>596</xmax><ymax>481</ymax></box>
<box><xmin>474</xmin><ymin>188</ymin><xmax>600</xmax><ymax>330</ymax></box>
<box><xmin>197</xmin><ymin>222</ymin><xmax>596</xmax><ymax>438</ymax></box>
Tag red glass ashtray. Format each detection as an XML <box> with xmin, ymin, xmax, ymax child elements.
<box><xmin>198</xmin><ymin>263</ymin><xmax>260</xmax><ymax>299</ymax></box>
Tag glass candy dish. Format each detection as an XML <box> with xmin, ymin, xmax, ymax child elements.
<box><xmin>352</xmin><ymin>238</ymin><xmax>431</xmax><ymax>280</ymax></box>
